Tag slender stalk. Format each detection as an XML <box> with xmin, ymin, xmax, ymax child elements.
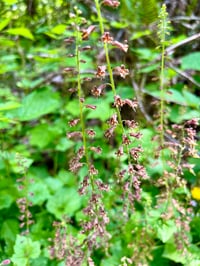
<box><xmin>75</xmin><ymin>24</ymin><xmax>95</xmax><ymax>189</ymax></box>
<box><xmin>160</xmin><ymin>40</ymin><xmax>165</xmax><ymax>149</ymax></box>
<box><xmin>94</xmin><ymin>0</ymin><xmax>123</xmax><ymax>132</ymax></box>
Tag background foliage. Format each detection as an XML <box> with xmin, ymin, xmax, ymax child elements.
<box><xmin>0</xmin><ymin>0</ymin><xmax>200</xmax><ymax>265</ymax></box>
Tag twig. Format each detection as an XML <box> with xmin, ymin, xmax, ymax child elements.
<box><xmin>170</xmin><ymin>16</ymin><xmax>200</xmax><ymax>21</ymax></box>
<box><xmin>131</xmin><ymin>75</ymin><xmax>153</xmax><ymax>124</ymax></box>
<box><xmin>165</xmin><ymin>32</ymin><xmax>200</xmax><ymax>55</ymax></box>
<box><xmin>167</xmin><ymin>62</ymin><xmax>200</xmax><ymax>88</ymax></box>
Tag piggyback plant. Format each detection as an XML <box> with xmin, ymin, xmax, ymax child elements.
<box><xmin>0</xmin><ymin>1</ymin><xmax>199</xmax><ymax>266</ymax></box>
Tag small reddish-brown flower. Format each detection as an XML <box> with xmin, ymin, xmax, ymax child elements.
<box><xmin>91</xmin><ymin>84</ymin><xmax>106</xmax><ymax>97</ymax></box>
<box><xmin>86</xmin><ymin>129</ymin><xmax>96</xmax><ymax>138</ymax></box>
<box><xmin>130</xmin><ymin>146</ymin><xmax>143</xmax><ymax>160</ymax></box>
<box><xmin>85</xmin><ymin>104</ymin><xmax>97</xmax><ymax>110</ymax></box>
<box><xmin>95</xmin><ymin>180</ymin><xmax>109</xmax><ymax>191</ymax></box>
<box><xmin>101</xmin><ymin>32</ymin><xmax>113</xmax><ymax>43</ymax></box>
<box><xmin>79</xmin><ymin>45</ymin><xmax>92</xmax><ymax>51</ymax></box>
<box><xmin>107</xmin><ymin>113</ymin><xmax>118</xmax><ymax>126</ymax></box>
<box><xmin>114</xmin><ymin>95</ymin><xmax>124</xmax><ymax>107</ymax></box>
<box><xmin>69</xmin><ymin>157</ymin><xmax>83</xmax><ymax>173</ymax></box>
<box><xmin>124</xmin><ymin>120</ymin><xmax>138</xmax><ymax>129</ymax></box>
<box><xmin>89</xmin><ymin>165</ymin><xmax>98</xmax><ymax>175</ymax></box>
<box><xmin>77</xmin><ymin>146</ymin><xmax>85</xmax><ymax>159</ymax></box>
<box><xmin>67</xmin><ymin>131</ymin><xmax>82</xmax><ymax>140</ymax></box>
<box><xmin>68</xmin><ymin>87</ymin><xmax>77</xmax><ymax>93</ymax></box>
<box><xmin>104</xmin><ymin>126</ymin><xmax>115</xmax><ymax>139</ymax></box>
<box><xmin>90</xmin><ymin>146</ymin><xmax>102</xmax><ymax>154</ymax></box>
<box><xmin>81</xmin><ymin>25</ymin><xmax>96</xmax><ymax>40</ymax></box>
<box><xmin>130</xmin><ymin>132</ymin><xmax>142</xmax><ymax>139</ymax></box>
<box><xmin>128</xmin><ymin>164</ymin><xmax>134</xmax><ymax>175</ymax></box>
<box><xmin>112</xmin><ymin>40</ymin><xmax>128</xmax><ymax>52</ymax></box>
<box><xmin>102</xmin><ymin>0</ymin><xmax>120</xmax><ymax>7</ymax></box>
<box><xmin>118</xmin><ymin>169</ymin><xmax>126</xmax><ymax>179</ymax></box>
<box><xmin>64</xmin><ymin>37</ymin><xmax>75</xmax><ymax>44</ymax></box>
<box><xmin>124</xmin><ymin>99</ymin><xmax>138</xmax><ymax>111</ymax></box>
<box><xmin>96</xmin><ymin>65</ymin><xmax>107</xmax><ymax>78</ymax></box>
<box><xmin>115</xmin><ymin>146</ymin><xmax>124</xmax><ymax>157</ymax></box>
<box><xmin>63</xmin><ymin>67</ymin><xmax>75</xmax><ymax>73</ymax></box>
<box><xmin>114</xmin><ymin>65</ymin><xmax>129</xmax><ymax>78</ymax></box>
<box><xmin>122</xmin><ymin>134</ymin><xmax>131</xmax><ymax>145</ymax></box>
<box><xmin>68</xmin><ymin>119</ymin><xmax>80</xmax><ymax>127</ymax></box>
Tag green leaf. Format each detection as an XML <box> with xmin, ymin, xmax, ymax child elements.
<box><xmin>29</xmin><ymin>123</ymin><xmax>61</xmax><ymax>148</ymax></box>
<box><xmin>156</xmin><ymin>220</ymin><xmax>177</xmax><ymax>243</ymax></box>
<box><xmin>10</xmin><ymin>154</ymin><xmax>33</xmax><ymax>173</ymax></box>
<box><xmin>163</xmin><ymin>240</ymin><xmax>186</xmax><ymax>263</ymax></box>
<box><xmin>51</xmin><ymin>24</ymin><xmax>66</xmax><ymax>35</ymax></box>
<box><xmin>2</xmin><ymin>0</ymin><xmax>18</xmax><ymax>4</ymax></box>
<box><xmin>44</xmin><ymin>177</ymin><xmax>63</xmax><ymax>194</ymax></box>
<box><xmin>55</xmin><ymin>137</ymin><xmax>74</xmax><ymax>151</ymax></box>
<box><xmin>85</xmin><ymin>97</ymin><xmax>112</xmax><ymax>121</ymax></box>
<box><xmin>7</xmin><ymin>27</ymin><xmax>34</xmax><ymax>40</ymax></box>
<box><xmin>1</xmin><ymin>219</ymin><xmax>19</xmax><ymax>242</ymax></box>
<box><xmin>28</xmin><ymin>179</ymin><xmax>50</xmax><ymax>205</ymax></box>
<box><xmin>0</xmin><ymin>18</ymin><xmax>11</xmax><ymax>31</ymax></box>
<box><xmin>11</xmin><ymin>235</ymin><xmax>40</xmax><ymax>266</ymax></box>
<box><xmin>130</xmin><ymin>30</ymin><xmax>151</xmax><ymax>40</ymax></box>
<box><xmin>189</xmin><ymin>260</ymin><xmax>200</xmax><ymax>266</ymax></box>
<box><xmin>0</xmin><ymin>191</ymin><xmax>14</xmax><ymax>209</ymax></box>
<box><xmin>182</xmin><ymin>90</ymin><xmax>200</xmax><ymax>108</ymax></box>
<box><xmin>0</xmin><ymin>101</ymin><xmax>20</xmax><ymax>112</ymax></box>
<box><xmin>13</xmin><ymin>88</ymin><xmax>60</xmax><ymax>121</ymax></box>
<box><xmin>181</xmin><ymin>52</ymin><xmax>200</xmax><ymax>71</ymax></box>
<box><xmin>46</xmin><ymin>188</ymin><xmax>81</xmax><ymax>219</ymax></box>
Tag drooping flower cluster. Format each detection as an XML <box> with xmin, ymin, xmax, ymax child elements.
<box><xmin>15</xmin><ymin>153</ymin><xmax>34</xmax><ymax>234</ymax></box>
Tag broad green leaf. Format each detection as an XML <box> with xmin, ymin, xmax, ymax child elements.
<box><xmin>51</xmin><ymin>24</ymin><xmax>66</xmax><ymax>35</ymax></box>
<box><xmin>182</xmin><ymin>90</ymin><xmax>200</xmax><ymax>108</ymax></box>
<box><xmin>57</xmin><ymin>169</ymin><xmax>76</xmax><ymax>186</ymax></box>
<box><xmin>46</xmin><ymin>188</ymin><xmax>81</xmax><ymax>219</ymax></box>
<box><xmin>169</xmin><ymin>106</ymin><xmax>200</xmax><ymax>123</ymax></box>
<box><xmin>10</xmin><ymin>153</ymin><xmax>33</xmax><ymax>173</ymax></box>
<box><xmin>0</xmin><ymin>18</ymin><xmax>10</xmax><ymax>31</ymax></box>
<box><xmin>163</xmin><ymin>240</ymin><xmax>186</xmax><ymax>263</ymax></box>
<box><xmin>7</xmin><ymin>27</ymin><xmax>34</xmax><ymax>40</ymax></box>
<box><xmin>13</xmin><ymin>88</ymin><xmax>60</xmax><ymax>121</ymax></box>
<box><xmin>11</xmin><ymin>235</ymin><xmax>40</xmax><ymax>266</ymax></box>
<box><xmin>30</xmin><ymin>257</ymin><xmax>49</xmax><ymax>266</ymax></box>
<box><xmin>29</xmin><ymin>123</ymin><xmax>61</xmax><ymax>148</ymax></box>
<box><xmin>44</xmin><ymin>177</ymin><xmax>63</xmax><ymax>194</ymax></box>
<box><xmin>67</xmin><ymin>100</ymin><xmax>80</xmax><ymax>116</ymax></box>
<box><xmin>100</xmin><ymin>257</ymin><xmax>119</xmax><ymax>266</ymax></box>
<box><xmin>130</xmin><ymin>30</ymin><xmax>151</xmax><ymax>40</ymax></box>
<box><xmin>156</xmin><ymin>220</ymin><xmax>177</xmax><ymax>243</ymax></box>
<box><xmin>181</xmin><ymin>52</ymin><xmax>200</xmax><ymax>71</ymax></box>
<box><xmin>3</xmin><ymin>0</ymin><xmax>18</xmax><ymax>4</ymax></box>
<box><xmin>55</xmin><ymin>137</ymin><xmax>74</xmax><ymax>151</ymax></box>
<box><xmin>0</xmin><ymin>101</ymin><xmax>20</xmax><ymax>111</ymax></box>
<box><xmin>133</xmin><ymin>48</ymin><xmax>159</xmax><ymax>61</ymax></box>
<box><xmin>189</xmin><ymin>260</ymin><xmax>200</xmax><ymax>266</ymax></box>
<box><xmin>139</xmin><ymin>63</ymin><xmax>160</xmax><ymax>73</ymax></box>
<box><xmin>0</xmin><ymin>191</ymin><xmax>14</xmax><ymax>209</ymax></box>
<box><xmin>85</xmin><ymin>97</ymin><xmax>112</xmax><ymax>121</ymax></box>
<box><xmin>28</xmin><ymin>180</ymin><xmax>50</xmax><ymax>205</ymax></box>
<box><xmin>0</xmin><ymin>37</ymin><xmax>15</xmax><ymax>47</ymax></box>
<box><xmin>1</xmin><ymin>219</ymin><xmax>19</xmax><ymax>241</ymax></box>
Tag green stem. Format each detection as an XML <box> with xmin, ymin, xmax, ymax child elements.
<box><xmin>160</xmin><ymin>41</ymin><xmax>165</xmax><ymax>149</ymax></box>
<box><xmin>75</xmin><ymin>27</ymin><xmax>95</xmax><ymax>189</ymax></box>
<box><xmin>94</xmin><ymin>0</ymin><xmax>123</xmax><ymax>133</ymax></box>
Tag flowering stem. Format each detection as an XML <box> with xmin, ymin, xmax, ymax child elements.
<box><xmin>75</xmin><ymin>25</ymin><xmax>95</xmax><ymax>190</ymax></box>
<box><xmin>160</xmin><ymin>41</ymin><xmax>165</xmax><ymax>149</ymax></box>
<box><xmin>94</xmin><ymin>0</ymin><xmax>123</xmax><ymax>133</ymax></box>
